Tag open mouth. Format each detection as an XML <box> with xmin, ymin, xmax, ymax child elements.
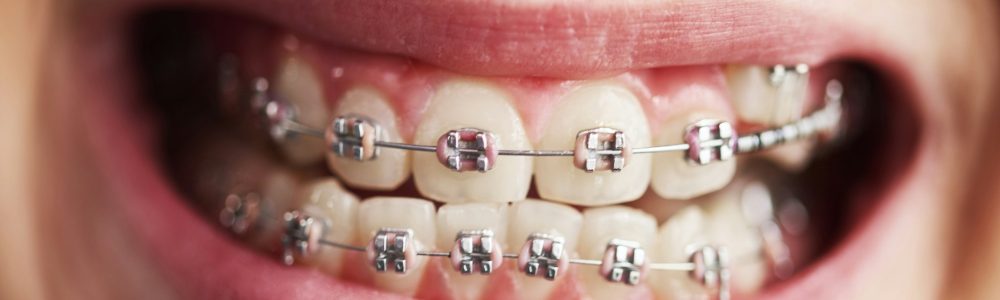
<box><xmin>73</xmin><ymin>1</ymin><xmax>925</xmax><ymax>299</ymax></box>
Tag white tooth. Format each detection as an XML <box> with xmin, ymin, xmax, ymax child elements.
<box><xmin>726</xmin><ymin>64</ymin><xmax>809</xmax><ymax>126</ymax></box>
<box><xmin>651</xmin><ymin>109</ymin><xmax>736</xmax><ymax>200</ymax></box>
<box><xmin>248</xmin><ymin>170</ymin><xmax>301</xmax><ymax>249</ymax></box>
<box><xmin>761</xmin><ymin>139</ymin><xmax>816</xmax><ymax>172</ymax></box>
<box><xmin>648</xmin><ymin>206</ymin><xmax>714</xmax><ymax>299</ymax></box>
<box><xmin>274</xmin><ymin>55</ymin><xmax>328</xmax><ymax>165</ymax></box>
<box><xmin>701</xmin><ymin>183</ymin><xmax>768</xmax><ymax>295</ymax></box>
<box><xmin>436</xmin><ymin>203</ymin><xmax>509</xmax><ymax>300</ymax></box>
<box><xmin>356</xmin><ymin>197</ymin><xmax>437</xmax><ymax>296</ymax></box>
<box><xmin>507</xmin><ymin>199</ymin><xmax>583</xmax><ymax>300</ymax></box>
<box><xmin>412</xmin><ymin>79</ymin><xmax>532</xmax><ymax>203</ymax></box>
<box><xmin>295</xmin><ymin>178</ymin><xmax>359</xmax><ymax>277</ymax></box>
<box><xmin>326</xmin><ymin>87</ymin><xmax>410</xmax><ymax>190</ymax></box>
<box><xmin>578</xmin><ymin>206</ymin><xmax>657</xmax><ymax>299</ymax></box>
<box><xmin>535</xmin><ymin>82</ymin><xmax>652</xmax><ymax>206</ymax></box>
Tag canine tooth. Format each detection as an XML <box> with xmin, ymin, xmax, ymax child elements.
<box><xmin>507</xmin><ymin>200</ymin><xmax>582</xmax><ymax>300</ymax></box>
<box><xmin>701</xmin><ymin>186</ymin><xmax>768</xmax><ymax>295</ymax></box>
<box><xmin>293</xmin><ymin>179</ymin><xmax>358</xmax><ymax>277</ymax></box>
<box><xmin>726</xmin><ymin>64</ymin><xmax>810</xmax><ymax>125</ymax></box>
<box><xmin>535</xmin><ymin>82</ymin><xmax>652</xmax><ymax>206</ymax></box>
<box><xmin>357</xmin><ymin>197</ymin><xmax>436</xmax><ymax>296</ymax></box>
<box><xmin>326</xmin><ymin>87</ymin><xmax>410</xmax><ymax>190</ymax></box>
<box><xmin>436</xmin><ymin>203</ymin><xmax>509</xmax><ymax>299</ymax></box>
<box><xmin>651</xmin><ymin>110</ymin><xmax>736</xmax><ymax>200</ymax></box>
<box><xmin>412</xmin><ymin>79</ymin><xmax>532</xmax><ymax>203</ymax></box>
<box><xmin>578</xmin><ymin>206</ymin><xmax>657</xmax><ymax>298</ymax></box>
<box><xmin>648</xmin><ymin>206</ymin><xmax>714</xmax><ymax>299</ymax></box>
<box><xmin>273</xmin><ymin>55</ymin><xmax>328</xmax><ymax>165</ymax></box>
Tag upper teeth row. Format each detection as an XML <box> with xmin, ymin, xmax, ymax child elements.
<box><xmin>252</xmin><ymin>76</ymin><xmax>843</xmax><ymax>173</ymax></box>
<box><xmin>280</xmin><ymin>210</ymin><xmax>734</xmax><ymax>299</ymax></box>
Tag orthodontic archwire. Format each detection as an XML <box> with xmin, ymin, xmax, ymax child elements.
<box><xmin>219</xmin><ymin>182</ymin><xmax>794</xmax><ymax>300</ymax></box>
<box><xmin>247</xmin><ymin>66</ymin><xmax>842</xmax><ymax>174</ymax></box>
<box><xmin>220</xmin><ymin>62</ymin><xmax>842</xmax><ymax>299</ymax></box>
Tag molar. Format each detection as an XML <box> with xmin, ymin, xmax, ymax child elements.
<box><xmin>534</xmin><ymin>82</ymin><xmax>652</xmax><ymax>206</ymax></box>
<box><xmin>273</xmin><ymin>55</ymin><xmax>328</xmax><ymax>165</ymax></box>
<box><xmin>412</xmin><ymin>79</ymin><xmax>533</xmax><ymax>203</ymax></box>
<box><xmin>326</xmin><ymin>87</ymin><xmax>411</xmax><ymax>190</ymax></box>
<box><xmin>293</xmin><ymin>178</ymin><xmax>359</xmax><ymax>277</ymax></box>
<box><xmin>725</xmin><ymin>64</ymin><xmax>810</xmax><ymax>126</ymax></box>
<box><xmin>356</xmin><ymin>197</ymin><xmax>437</xmax><ymax>296</ymax></box>
<box><xmin>578</xmin><ymin>206</ymin><xmax>657</xmax><ymax>299</ymax></box>
<box><xmin>436</xmin><ymin>203</ymin><xmax>509</xmax><ymax>300</ymax></box>
<box><xmin>651</xmin><ymin>109</ymin><xmax>737</xmax><ymax>200</ymax></box>
<box><xmin>507</xmin><ymin>199</ymin><xmax>582</xmax><ymax>300</ymax></box>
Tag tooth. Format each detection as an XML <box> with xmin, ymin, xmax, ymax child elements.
<box><xmin>412</xmin><ymin>79</ymin><xmax>532</xmax><ymax>203</ymax></box>
<box><xmin>761</xmin><ymin>139</ymin><xmax>816</xmax><ymax>172</ymax></box>
<box><xmin>701</xmin><ymin>183</ymin><xmax>769</xmax><ymax>295</ymax></box>
<box><xmin>436</xmin><ymin>203</ymin><xmax>509</xmax><ymax>299</ymax></box>
<box><xmin>651</xmin><ymin>110</ymin><xmax>736</xmax><ymax>200</ymax></box>
<box><xmin>294</xmin><ymin>178</ymin><xmax>359</xmax><ymax>277</ymax></box>
<box><xmin>535</xmin><ymin>82</ymin><xmax>652</xmax><ymax>206</ymax></box>
<box><xmin>246</xmin><ymin>170</ymin><xmax>301</xmax><ymax>249</ymax></box>
<box><xmin>273</xmin><ymin>55</ymin><xmax>328</xmax><ymax>165</ymax></box>
<box><xmin>356</xmin><ymin>197</ymin><xmax>436</xmax><ymax>296</ymax></box>
<box><xmin>507</xmin><ymin>199</ymin><xmax>582</xmax><ymax>300</ymax></box>
<box><xmin>726</xmin><ymin>64</ymin><xmax>809</xmax><ymax>125</ymax></box>
<box><xmin>326</xmin><ymin>87</ymin><xmax>410</xmax><ymax>190</ymax></box>
<box><xmin>648</xmin><ymin>206</ymin><xmax>714</xmax><ymax>299</ymax></box>
<box><xmin>578</xmin><ymin>206</ymin><xmax>657</xmax><ymax>299</ymax></box>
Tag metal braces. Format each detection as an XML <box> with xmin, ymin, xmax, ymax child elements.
<box><xmin>247</xmin><ymin>73</ymin><xmax>843</xmax><ymax>173</ymax></box>
<box><xmin>279</xmin><ymin>209</ymin><xmax>743</xmax><ymax>299</ymax></box>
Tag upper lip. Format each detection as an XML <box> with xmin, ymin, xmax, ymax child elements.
<box><xmin>139</xmin><ymin>0</ymin><xmax>897</xmax><ymax>77</ymax></box>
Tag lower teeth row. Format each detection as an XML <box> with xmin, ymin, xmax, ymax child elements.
<box><xmin>213</xmin><ymin>177</ymin><xmax>802</xmax><ymax>300</ymax></box>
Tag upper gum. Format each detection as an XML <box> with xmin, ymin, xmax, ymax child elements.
<box><xmin>283</xmin><ymin>35</ymin><xmax>737</xmax><ymax>144</ymax></box>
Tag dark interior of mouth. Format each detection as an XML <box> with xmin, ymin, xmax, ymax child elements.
<box><xmin>129</xmin><ymin>9</ymin><xmax>920</xmax><ymax>291</ymax></box>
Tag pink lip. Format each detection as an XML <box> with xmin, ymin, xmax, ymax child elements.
<box><xmin>74</xmin><ymin>0</ymin><xmax>933</xmax><ymax>298</ymax></box>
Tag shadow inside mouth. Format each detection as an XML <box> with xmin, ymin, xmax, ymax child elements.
<box><xmin>129</xmin><ymin>9</ymin><xmax>919</xmax><ymax>297</ymax></box>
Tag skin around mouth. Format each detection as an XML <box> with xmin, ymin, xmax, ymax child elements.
<box><xmin>4</xmin><ymin>0</ymin><xmax>999</xmax><ymax>300</ymax></box>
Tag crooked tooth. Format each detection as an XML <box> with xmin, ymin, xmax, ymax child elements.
<box><xmin>535</xmin><ymin>82</ymin><xmax>652</xmax><ymax>206</ymax></box>
<box><xmin>436</xmin><ymin>203</ymin><xmax>509</xmax><ymax>299</ymax></box>
<box><xmin>412</xmin><ymin>79</ymin><xmax>532</xmax><ymax>203</ymax></box>
<box><xmin>648</xmin><ymin>206</ymin><xmax>714</xmax><ymax>299</ymax></box>
<box><xmin>507</xmin><ymin>199</ymin><xmax>582</xmax><ymax>300</ymax></box>
<box><xmin>726</xmin><ymin>64</ymin><xmax>810</xmax><ymax>126</ymax></box>
<box><xmin>294</xmin><ymin>178</ymin><xmax>359</xmax><ymax>277</ymax></box>
<box><xmin>356</xmin><ymin>197</ymin><xmax>436</xmax><ymax>296</ymax></box>
<box><xmin>273</xmin><ymin>55</ymin><xmax>328</xmax><ymax>165</ymax></box>
<box><xmin>651</xmin><ymin>109</ymin><xmax>736</xmax><ymax>200</ymax></box>
<box><xmin>578</xmin><ymin>206</ymin><xmax>657</xmax><ymax>299</ymax></box>
<box><xmin>326</xmin><ymin>87</ymin><xmax>410</xmax><ymax>190</ymax></box>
